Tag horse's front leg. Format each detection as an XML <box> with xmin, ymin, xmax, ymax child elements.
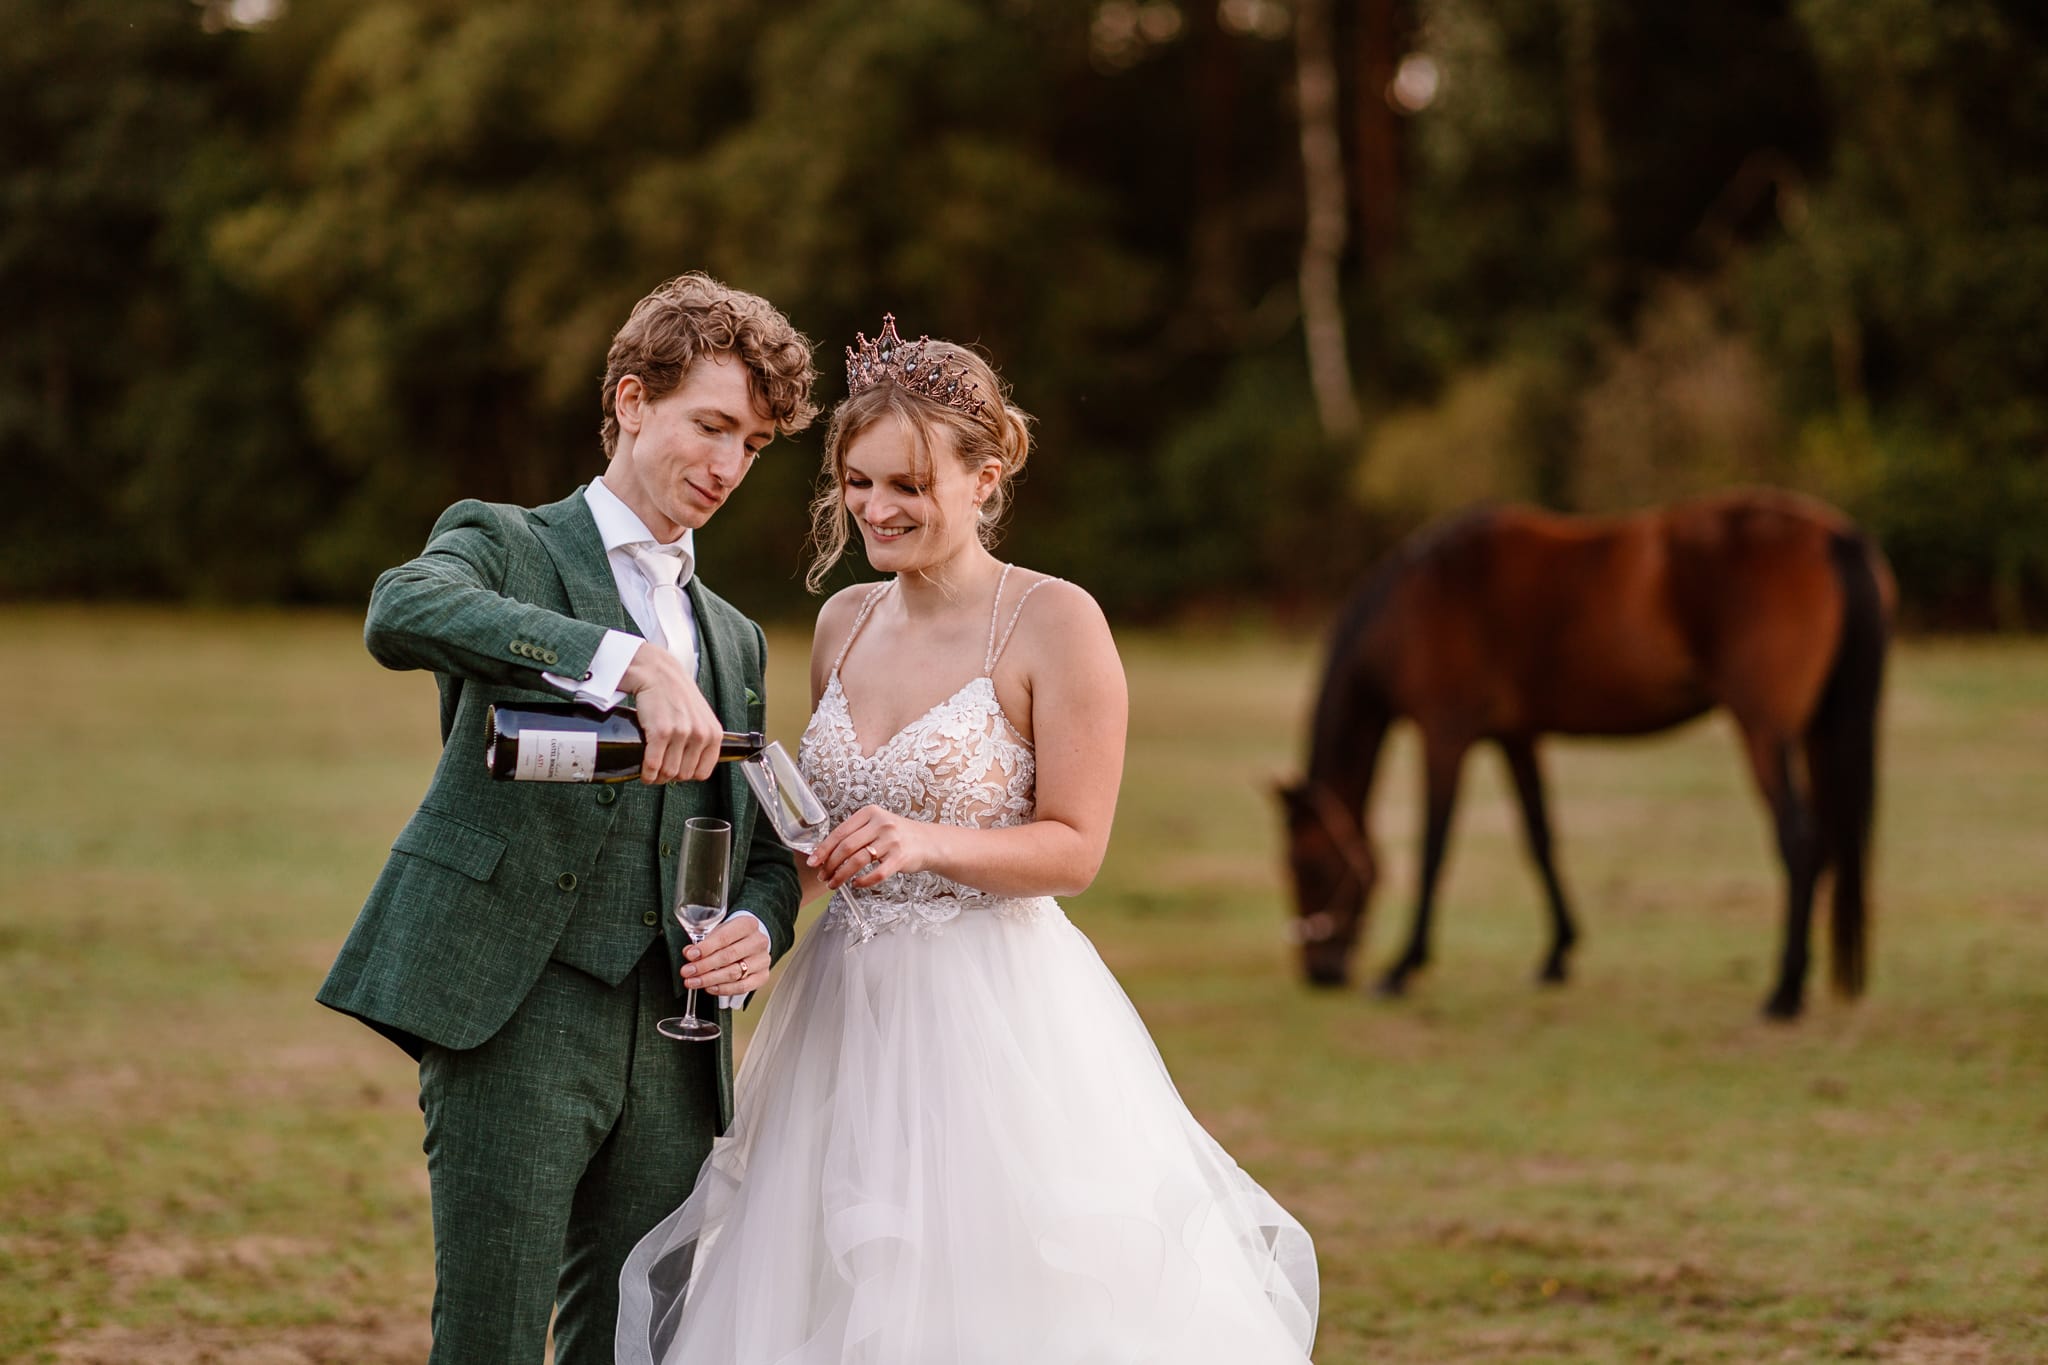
<box><xmin>1379</xmin><ymin>732</ymin><xmax>1469</xmax><ymax>996</ymax></box>
<box><xmin>1501</xmin><ymin>735</ymin><xmax>1577</xmax><ymax>985</ymax></box>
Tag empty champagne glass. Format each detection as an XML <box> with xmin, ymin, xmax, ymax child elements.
<box><xmin>657</xmin><ymin>816</ymin><xmax>729</xmax><ymax>1042</ymax></box>
<box><xmin>740</xmin><ymin>743</ymin><xmax>874</xmax><ymax>939</ymax></box>
<box><xmin>740</xmin><ymin>742</ymin><xmax>830</xmax><ymax>854</ymax></box>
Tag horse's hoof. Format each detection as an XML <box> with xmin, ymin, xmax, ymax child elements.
<box><xmin>1762</xmin><ymin>992</ymin><xmax>1804</xmax><ymax>1022</ymax></box>
<box><xmin>1373</xmin><ymin>974</ymin><xmax>1409</xmax><ymax>999</ymax></box>
<box><xmin>1536</xmin><ymin>962</ymin><xmax>1569</xmax><ymax>987</ymax></box>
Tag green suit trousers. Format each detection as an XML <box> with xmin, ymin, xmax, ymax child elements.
<box><xmin>418</xmin><ymin>945</ymin><xmax>718</xmax><ymax>1364</ymax></box>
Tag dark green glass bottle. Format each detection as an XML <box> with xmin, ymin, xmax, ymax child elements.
<box><xmin>487</xmin><ymin>701</ymin><xmax>765</xmax><ymax>783</ymax></box>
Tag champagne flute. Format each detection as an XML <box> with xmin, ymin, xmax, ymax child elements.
<box><xmin>740</xmin><ymin>742</ymin><xmax>830</xmax><ymax>855</ymax></box>
<box><xmin>741</xmin><ymin>744</ymin><xmax>875</xmax><ymax>939</ymax></box>
<box><xmin>657</xmin><ymin>816</ymin><xmax>729</xmax><ymax>1042</ymax></box>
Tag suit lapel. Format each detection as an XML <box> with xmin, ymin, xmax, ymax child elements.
<box><xmin>687</xmin><ymin>577</ymin><xmax>750</xmax><ymax>735</ymax></box>
<box><xmin>531</xmin><ymin>487</ymin><xmax>637</xmax><ymax>636</ymax></box>
<box><xmin>689</xmin><ymin>577</ymin><xmax>752</xmax><ymax>840</ymax></box>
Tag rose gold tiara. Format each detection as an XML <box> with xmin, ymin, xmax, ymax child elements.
<box><xmin>844</xmin><ymin>314</ymin><xmax>984</xmax><ymax>416</ymax></box>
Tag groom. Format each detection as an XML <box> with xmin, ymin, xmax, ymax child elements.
<box><xmin>318</xmin><ymin>274</ymin><xmax>816</xmax><ymax>1363</ymax></box>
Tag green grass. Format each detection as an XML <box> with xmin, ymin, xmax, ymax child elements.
<box><xmin>3</xmin><ymin>609</ymin><xmax>2045</xmax><ymax>1363</ymax></box>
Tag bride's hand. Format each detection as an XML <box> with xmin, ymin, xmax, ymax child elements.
<box><xmin>811</xmin><ymin>806</ymin><xmax>932</xmax><ymax>890</ymax></box>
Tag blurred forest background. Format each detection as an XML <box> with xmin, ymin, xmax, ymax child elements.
<box><xmin>4</xmin><ymin>0</ymin><xmax>2046</xmax><ymax>626</ymax></box>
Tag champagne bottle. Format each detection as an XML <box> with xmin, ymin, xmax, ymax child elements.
<box><xmin>486</xmin><ymin>701</ymin><xmax>765</xmax><ymax>783</ymax></box>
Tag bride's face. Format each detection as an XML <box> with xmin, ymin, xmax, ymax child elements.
<box><xmin>842</xmin><ymin>415</ymin><xmax>997</xmax><ymax>574</ymax></box>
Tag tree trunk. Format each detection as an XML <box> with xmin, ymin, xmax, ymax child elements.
<box><xmin>1295</xmin><ymin>0</ymin><xmax>1361</xmax><ymax>441</ymax></box>
<box><xmin>1353</xmin><ymin>0</ymin><xmax>1404</xmax><ymax>270</ymax></box>
<box><xmin>1187</xmin><ymin>0</ymin><xmax>1243</xmax><ymax>339</ymax></box>
<box><xmin>1561</xmin><ymin>0</ymin><xmax>1616</xmax><ymax>312</ymax></box>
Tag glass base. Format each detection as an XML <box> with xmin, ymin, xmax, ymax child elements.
<box><xmin>656</xmin><ymin>1015</ymin><xmax>720</xmax><ymax>1042</ymax></box>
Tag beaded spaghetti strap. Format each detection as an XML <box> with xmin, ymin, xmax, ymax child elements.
<box><xmin>832</xmin><ymin>581</ymin><xmax>895</xmax><ymax>675</ymax></box>
<box><xmin>986</xmin><ymin>572</ymin><xmax>1060</xmax><ymax>673</ymax></box>
<box><xmin>977</xmin><ymin>564</ymin><xmax>1016</xmax><ymax>673</ymax></box>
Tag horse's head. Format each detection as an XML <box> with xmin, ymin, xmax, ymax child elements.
<box><xmin>1275</xmin><ymin>778</ymin><xmax>1376</xmax><ymax>988</ymax></box>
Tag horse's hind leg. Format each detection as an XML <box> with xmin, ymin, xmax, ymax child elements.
<box><xmin>1501</xmin><ymin>736</ymin><xmax>1577</xmax><ymax>985</ymax></box>
<box><xmin>1380</xmin><ymin>732</ymin><xmax>1469</xmax><ymax>996</ymax></box>
<box><xmin>1741</xmin><ymin>725</ymin><xmax>1821</xmax><ymax>1019</ymax></box>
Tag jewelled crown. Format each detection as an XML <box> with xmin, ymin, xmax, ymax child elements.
<box><xmin>844</xmin><ymin>314</ymin><xmax>985</xmax><ymax>416</ymax></box>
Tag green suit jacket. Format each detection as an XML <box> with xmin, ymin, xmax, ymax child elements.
<box><xmin>318</xmin><ymin>488</ymin><xmax>800</xmax><ymax>1081</ymax></box>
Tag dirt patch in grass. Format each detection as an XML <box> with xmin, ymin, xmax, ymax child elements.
<box><xmin>50</xmin><ymin>1316</ymin><xmax>429</xmax><ymax>1365</ymax></box>
<box><xmin>104</xmin><ymin>1234</ymin><xmax>327</xmax><ymax>1297</ymax></box>
<box><xmin>1882</xmin><ymin>1323</ymin><xmax>2004</xmax><ymax>1363</ymax></box>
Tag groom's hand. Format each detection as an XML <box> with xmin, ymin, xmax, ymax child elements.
<box><xmin>682</xmin><ymin>915</ymin><xmax>772</xmax><ymax>997</ymax></box>
<box><xmin>621</xmin><ymin>641</ymin><xmax>724</xmax><ymax>783</ymax></box>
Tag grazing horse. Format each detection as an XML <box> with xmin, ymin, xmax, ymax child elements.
<box><xmin>1276</xmin><ymin>490</ymin><xmax>1893</xmax><ymax>1018</ymax></box>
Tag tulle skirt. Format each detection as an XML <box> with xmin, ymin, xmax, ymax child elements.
<box><xmin>616</xmin><ymin>897</ymin><xmax>1318</xmax><ymax>1364</ymax></box>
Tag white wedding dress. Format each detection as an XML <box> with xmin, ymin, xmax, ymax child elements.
<box><xmin>617</xmin><ymin>570</ymin><xmax>1318</xmax><ymax>1364</ymax></box>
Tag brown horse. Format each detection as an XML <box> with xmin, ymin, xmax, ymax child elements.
<box><xmin>1276</xmin><ymin>490</ymin><xmax>1893</xmax><ymax>1018</ymax></box>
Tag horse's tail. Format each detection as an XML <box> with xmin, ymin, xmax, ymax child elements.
<box><xmin>1809</xmin><ymin>530</ymin><xmax>1889</xmax><ymax>998</ymax></box>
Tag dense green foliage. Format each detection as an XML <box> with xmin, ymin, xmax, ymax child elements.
<box><xmin>4</xmin><ymin>0</ymin><xmax>2043</xmax><ymax>623</ymax></box>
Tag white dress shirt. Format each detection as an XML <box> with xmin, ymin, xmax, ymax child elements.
<box><xmin>542</xmin><ymin>476</ymin><xmax>700</xmax><ymax>706</ymax></box>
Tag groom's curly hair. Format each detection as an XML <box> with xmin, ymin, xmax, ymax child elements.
<box><xmin>599</xmin><ymin>273</ymin><xmax>819</xmax><ymax>458</ymax></box>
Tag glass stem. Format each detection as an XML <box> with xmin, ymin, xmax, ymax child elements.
<box><xmin>683</xmin><ymin>928</ymin><xmax>705</xmax><ymax>1019</ymax></box>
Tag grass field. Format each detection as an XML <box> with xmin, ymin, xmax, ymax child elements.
<box><xmin>3</xmin><ymin>608</ymin><xmax>2045</xmax><ymax>1363</ymax></box>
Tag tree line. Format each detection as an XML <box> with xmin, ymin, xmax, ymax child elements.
<box><xmin>4</xmin><ymin>0</ymin><xmax>2042</xmax><ymax>626</ymax></box>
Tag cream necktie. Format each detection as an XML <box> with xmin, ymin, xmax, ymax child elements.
<box><xmin>628</xmin><ymin>544</ymin><xmax>697</xmax><ymax>680</ymax></box>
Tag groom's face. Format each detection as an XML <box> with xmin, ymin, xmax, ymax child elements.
<box><xmin>607</xmin><ymin>354</ymin><xmax>776</xmax><ymax>542</ymax></box>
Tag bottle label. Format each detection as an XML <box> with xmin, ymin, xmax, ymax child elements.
<box><xmin>514</xmin><ymin>730</ymin><xmax>598</xmax><ymax>781</ymax></box>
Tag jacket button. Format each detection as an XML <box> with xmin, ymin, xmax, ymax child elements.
<box><xmin>661</xmin><ymin>842</ymin><xmax>673</xmax><ymax>858</ymax></box>
<box><xmin>596</xmin><ymin>787</ymin><xmax>617</xmax><ymax>805</ymax></box>
<box><xmin>641</xmin><ymin>910</ymin><xmax>659</xmax><ymax>927</ymax></box>
<box><xmin>556</xmin><ymin>872</ymin><xmax>578</xmax><ymax>892</ymax></box>
<box><xmin>543</xmin><ymin>650</ymin><xmax>560</xmax><ymax>665</ymax></box>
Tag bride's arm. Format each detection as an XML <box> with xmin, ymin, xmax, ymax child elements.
<box><xmin>812</xmin><ymin>580</ymin><xmax>1128</xmax><ymax>899</ymax></box>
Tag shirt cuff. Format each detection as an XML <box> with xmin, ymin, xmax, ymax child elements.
<box><xmin>716</xmin><ymin>910</ymin><xmax>768</xmax><ymax>1010</ymax></box>
<box><xmin>543</xmin><ymin>629</ymin><xmax>640</xmax><ymax>709</ymax></box>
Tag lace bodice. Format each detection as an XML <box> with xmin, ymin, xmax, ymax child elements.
<box><xmin>797</xmin><ymin>567</ymin><xmax>1058</xmax><ymax>937</ymax></box>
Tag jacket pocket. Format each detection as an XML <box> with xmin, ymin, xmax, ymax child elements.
<box><xmin>391</xmin><ymin>808</ymin><xmax>508</xmax><ymax>882</ymax></box>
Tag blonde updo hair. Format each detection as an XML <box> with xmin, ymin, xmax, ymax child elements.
<box><xmin>805</xmin><ymin>339</ymin><xmax>1034</xmax><ymax>593</ymax></box>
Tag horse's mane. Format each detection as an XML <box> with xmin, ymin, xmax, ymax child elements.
<box><xmin>1318</xmin><ymin>504</ymin><xmax>1500</xmax><ymax>693</ymax></box>
<box><xmin>1306</xmin><ymin>504</ymin><xmax>1501</xmax><ymax>775</ymax></box>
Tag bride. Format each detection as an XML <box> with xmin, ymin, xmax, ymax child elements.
<box><xmin>616</xmin><ymin>317</ymin><xmax>1318</xmax><ymax>1363</ymax></box>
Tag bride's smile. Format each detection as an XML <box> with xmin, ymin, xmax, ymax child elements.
<box><xmin>839</xmin><ymin>411</ymin><xmax>1001</xmax><ymax>581</ymax></box>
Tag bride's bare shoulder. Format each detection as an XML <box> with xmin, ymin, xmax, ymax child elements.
<box><xmin>1001</xmin><ymin>571</ymin><xmax>1115</xmax><ymax>657</ymax></box>
<box><xmin>1009</xmin><ymin>569</ymin><xmax>1103</xmax><ymax>617</ymax></box>
<box><xmin>815</xmin><ymin>582</ymin><xmax>883</xmax><ymax>632</ymax></box>
<box><xmin>809</xmin><ymin>581</ymin><xmax>889</xmax><ymax>676</ymax></box>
